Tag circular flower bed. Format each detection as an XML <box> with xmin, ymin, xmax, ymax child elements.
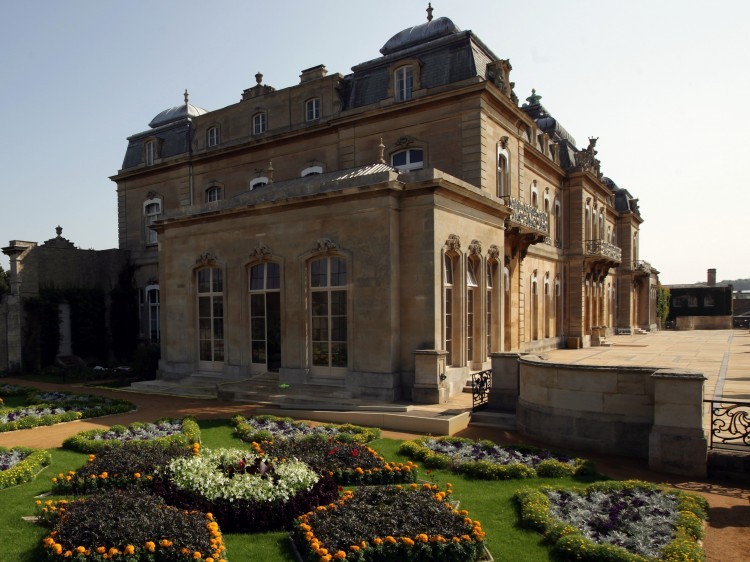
<box><xmin>516</xmin><ymin>480</ymin><xmax>708</xmax><ymax>561</ymax></box>
<box><xmin>62</xmin><ymin>418</ymin><xmax>201</xmax><ymax>453</ymax></box>
<box><xmin>232</xmin><ymin>414</ymin><xmax>380</xmax><ymax>443</ymax></box>
<box><xmin>38</xmin><ymin>490</ymin><xmax>227</xmax><ymax>561</ymax></box>
<box><xmin>0</xmin><ymin>446</ymin><xmax>52</xmax><ymax>489</ymax></box>
<box><xmin>400</xmin><ymin>436</ymin><xmax>594</xmax><ymax>479</ymax></box>
<box><xmin>292</xmin><ymin>484</ymin><xmax>486</xmax><ymax>562</ymax></box>
<box><xmin>153</xmin><ymin>448</ymin><xmax>339</xmax><ymax>533</ymax></box>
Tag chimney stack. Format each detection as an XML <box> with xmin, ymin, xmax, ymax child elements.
<box><xmin>707</xmin><ymin>268</ymin><xmax>716</xmax><ymax>287</ymax></box>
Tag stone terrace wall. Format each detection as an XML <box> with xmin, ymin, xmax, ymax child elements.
<box><xmin>514</xmin><ymin>355</ymin><xmax>707</xmax><ymax>477</ymax></box>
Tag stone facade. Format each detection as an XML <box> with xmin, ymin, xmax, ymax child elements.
<box><xmin>110</xmin><ymin>12</ymin><xmax>658</xmax><ymax>401</ymax></box>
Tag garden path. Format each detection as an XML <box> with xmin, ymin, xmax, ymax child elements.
<box><xmin>0</xmin><ymin>377</ymin><xmax>747</xmax><ymax>562</ymax></box>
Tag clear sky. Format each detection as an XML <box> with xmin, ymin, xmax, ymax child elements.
<box><xmin>1</xmin><ymin>0</ymin><xmax>748</xmax><ymax>285</ymax></box>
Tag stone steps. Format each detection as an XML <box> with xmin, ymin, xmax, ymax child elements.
<box><xmin>469</xmin><ymin>410</ymin><xmax>517</xmax><ymax>430</ymax></box>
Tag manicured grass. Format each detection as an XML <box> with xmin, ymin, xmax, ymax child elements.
<box><xmin>0</xmin><ymin>419</ymin><xmax>606</xmax><ymax>561</ymax></box>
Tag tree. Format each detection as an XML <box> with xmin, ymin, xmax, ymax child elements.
<box><xmin>0</xmin><ymin>264</ymin><xmax>9</xmax><ymax>296</ymax></box>
<box><xmin>656</xmin><ymin>285</ymin><xmax>670</xmax><ymax>328</ymax></box>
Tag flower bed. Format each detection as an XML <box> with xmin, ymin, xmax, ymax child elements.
<box><xmin>0</xmin><ymin>383</ymin><xmax>32</xmax><ymax>397</ymax></box>
<box><xmin>38</xmin><ymin>490</ymin><xmax>227</xmax><ymax>561</ymax></box>
<box><xmin>152</xmin><ymin>447</ymin><xmax>339</xmax><ymax>533</ymax></box>
<box><xmin>256</xmin><ymin>437</ymin><xmax>418</xmax><ymax>485</ymax></box>
<box><xmin>62</xmin><ymin>418</ymin><xmax>201</xmax><ymax>453</ymax></box>
<box><xmin>51</xmin><ymin>442</ymin><xmax>192</xmax><ymax>495</ymax></box>
<box><xmin>0</xmin><ymin>390</ymin><xmax>135</xmax><ymax>433</ymax></box>
<box><xmin>516</xmin><ymin>480</ymin><xmax>708</xmax><ymax>561</ymax></box>
<box><xmin>232</xmin><ymin>414</ymin><xmax>380</xmax><ymax>444</ymax></box>
<box><xmin>0</xmin><ymin>446</ymin><xmax>51</xmax><ymax>489</ymax></box>
<box><xmin>291</xmin><ymin>484</ymin><xmax>487</xmax><ymax>562</ymax></box>
<box><xmin>400</xmin><ymin>436</ymin><xmax>595</xmax><ymax>479</ymax></box>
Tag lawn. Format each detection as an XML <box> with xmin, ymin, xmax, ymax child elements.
<box><xmin>0</xmin><ymin>418</ymin><xmax>598</xmax><ymax>561</ymax></box>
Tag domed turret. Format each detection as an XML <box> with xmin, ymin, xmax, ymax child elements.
<box><xmin>148</xmin><ymin>90</ymin><xmax>208</xmax><ymax>128</ymax></box>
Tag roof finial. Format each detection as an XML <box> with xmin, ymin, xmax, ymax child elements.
<box><xmin>184</xmin><ymin>89</ymin><xmax>189</xmax><ymax>105</ymax></box>
<box><xmin>56</xmin><ymin>225</ymin><xmax>63</xmax><ymax>237</ymax></box>
<box><xmin>267</xmin><ymin>161</ymin><xmax>274</xmax><ymax>183</ymax></box>
<box><xmin>255</xmin><ymin>72</ymin><xmax>263</xmax><ymax>85</ymax></box>
<box><xmin>378</xmin><ymin>138</ymin><xmax>386</xmax><ymax>164</ymax></box>
<box><xmin>426</xmin><ymin>2</ymin><xmax>433</xmax><ymax>22</ymax></box>
<box><xmin>525</xmin><ymin>88</ymin><xmax>542</xmax><ymax>105</ymax></box>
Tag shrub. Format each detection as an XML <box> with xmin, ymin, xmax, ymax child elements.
<box><xmin>62</xmin><ymin>418</ymin><xmax>201</xmax><ymax>454</ymax></box>
<box><xmin>38</xmin><ymin>490</ymin><xmax>226</xmax><ymax>561</ymax></box>
<box><xmin>0</xmin><ymin>446</ymin><xmax>51</xmax><ymax>489</ymax></box>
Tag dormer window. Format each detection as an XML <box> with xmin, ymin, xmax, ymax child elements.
<box><xmin>145</xmin><ymin>140</ymin><xmax>155</xmax><ymax>166</ymax></box>
<box><xmin>207</xmin><ymin>126</ymin><xmax>220</xmax><ymax>147</ymax></box>
<box><xmin>252</xmin><ymin>112</ymin><xmax>267</xmax><ymax>135</ymax></box>
<box><xmin>205</xmin><ymin>186</ymin><xmax>222</xmax><ymax>203</ymax></box>
<box><xmin>391</xmin><ymin>148</ymin><xmax>423</xmax><ymax>172</ymax></box>
<box><xmin>301</xmin><ymin>165</ymin><xmax>323</xmax><ymax>177</ymax></box>
<box><xmin>250</xmin><ymin>177</ymin><xmax>269</xmax><ymax>190</ymax></box>
<box><xmin>394</xmin><ymin>65</ymin><xmax>414</xmax><ymax>101</ymax></box>
<box><xmin>305</xmin><ymin>98</ymin><xmax>321</xmax><ymax>121</ymax></box>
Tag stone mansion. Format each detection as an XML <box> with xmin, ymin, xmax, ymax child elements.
<box><xmin>105</xmin><ymin>10</ymin><xmax>658</xmax><ymax>402</ymax></box>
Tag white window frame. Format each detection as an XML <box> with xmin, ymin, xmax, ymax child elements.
<box><xmin>145</xmin><ymin>284</ymin><xmax>160</xmax><ymax>344</ymax></box>
<box><xmin>391</xmin><ymin>148</ymin><xmax>423</xmax><ymax>172</ymax></box>
<box><xmin>309</xmin><ymin>256</ymin><xmax>349</xmax><ymax>373</ymax></box>
<box><xmin>301</xmin><ymin>165</ymin><xmax>323</xmax><ymax>177</ymax></box>
<box><xmin>252</xmin><ymin>112</ymin><xmax>267</xmax><ymax>135</ymax></box>
<box><xmin>205</xmin><ymin>186</ymin><xmax>222</xmax><ymax>203</ymax></box>
<box><xmin>207</xmin><ymin>126</ymin><xmax>219</xmax><ymax>147</ymax></box>
<box><xmin>305</xmin><ymin>98</ymin><xmax>321</xmax><ymax>121</ymax></box>
<box><xmin>394</xmin><ymin>65</ymin><xmax>414</xmax><ymax>101</ymax></box>
<box><xmin>143</xmin><ymin>197</ymin><xmax>162</xmax><ymax>246</ymax></box>
<box><xmin>250</xmin><ymin>176</ymin><xmax>269</xmax><ymax>190</ymax></box>
<box><xmin>197</xmin><ymin>266</ymin><xmax>225</xmax><ymax>368</ymax></box>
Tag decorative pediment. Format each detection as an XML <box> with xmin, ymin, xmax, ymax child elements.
<box><xmin>444</xmin><ymin>234</ymin><xmax>461</xmax><ymax>252</ymax></box>
<box><xmin>313</xmin><ymin>238</ymin><xmax>338</xmax><ymax>254</ymax></box>
<box><xmin>250</xmin><ymin>243</ymin><xmax>273</xmax><ymax>261</ymax></box>
<box><xmin>468</xmin><ymin>239</ymin><xmax>482</xmax><ymax>256</ymax></box>
<box><xmin>196</xmin><ymin>251</ymin><xmax>218</xmax><ymax>266</ymax></box>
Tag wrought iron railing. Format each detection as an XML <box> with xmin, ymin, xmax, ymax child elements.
<box><xmin>705</xmin><ymin>399</ymin><xmax>750</xmax><ymax>450</ymax></box>
<box><xmin>471</xmin><ymin>369</ymin><xmax>492</xmax><ymax>411</ymax></box>
<box><xmin>501</xmin><ymin>196</ymin><xmax>549</xmax><ymax>234</ymax></box>
<box><xmin>585</xmin><ymin>239</ymin><xmax>622</xmax><ymax>262</ymax></box>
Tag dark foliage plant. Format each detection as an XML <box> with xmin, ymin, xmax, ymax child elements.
<box><xmin>39</xmin><ymin>490</ymin><xmax>226</xmax><ymax>561</ymax></box>
<box><xmin>292</xmin><ymin>484</ymin><xmax>486</xmax><ymax>562</ymax></box>
<box><xmin>62</xmin><ymin>418</ymin><xmax>201</xmax><ymax>454</ymax></box>
<box><xmin>51</xmin><ymin>442</ymin><xmax>191</xmax><ymax>495</ymax></box>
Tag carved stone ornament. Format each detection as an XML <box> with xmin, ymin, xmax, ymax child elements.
<box><xmin>574</xmin><ymin>136</ymin><xmax>602</xmax><ymax>175</ymax></box>
<box><xmin>499</xmin><ymin>135</ymin><xmax>509</xmax><ymax>149</ymax></box>
<box><xmin>147</xmin><ymin>277</ymin><xmax>159</xmax><ymax>286</ymax></box>
<box><xmin>250</xmin><ymin>243</ymin><xmax>273</xmax><ymax>261</ymax></box>
<box><xmin>444</xmin><ymin>234</ymin><xmax>461</xmax><ymax>252</ymax></box>
<box><xmin>486</xmin><ymin>244</ymin><xmax>500</xmax><ymax>260</ymax></box>
<box><xmin>146</xmin><ymin>190</ymin><xmax>159</xmax><ymax>201</ymax></box>
<box><xmin>394</xmin><ymin>135</ymin><xmax>418</xmax><ymax>148</ymax></box>
<box><xmin>313</xmin><ymin>238</ymin><xmax>338</xmax><ymax>253</ymax></box>
<box><xmin>196</xmin><ymin>251</ymin><xmax>218</xmax><ymax>265</ymax></box>
<box><xmin>468</xmin><ymin>239</ymin><xmax>482</xmax><ymax>255</ymax></box>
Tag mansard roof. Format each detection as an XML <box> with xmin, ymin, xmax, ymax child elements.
<box><xmin>148</xmin><ymin>102</ymin><xmax>208</xmax><ymax>128</ymax></box>
<box><xmin>380</xmin><ymin>16</ymin><xmax>461</xmax><ymax>55</ymax></box>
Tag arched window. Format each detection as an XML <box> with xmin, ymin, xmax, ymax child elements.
<box><xmin>252</xmin><ymin>112</ymin><xmax>267</xmax><ymax>135</ymax></box>
<box><xmin>486</xmin><ymin>258</ymin><xmax>497</xmax><ymax>356</ymax></box>
<box><xmin>531</xmin><ymin>272</ymin><xmax>539</xmax><ymax>340</ymax></box>
<box><xmin>497</xmin><ymin>152</ymin><xmax>509</xmax><ymax>197</ymax></box>
<box><xmin>466</xmin><ymin>257</ymin><xmax>479</xmax><ymax>362</ymax></box>
<box><xmin>250</xmin><ymin>177</ymin><xmax>269</xmax><ymax>190</ymax></box>
<box><xmin>143</xmin><ymin>197</ymin><xmax>161</xmax><ymax>245</ymax></box>
<box><xmin>554</xmin><ymin>198</ymin><xmax>562</xmax><ymax>246</ymax></box>
<box><xmin>249</xmin><ymin>262</ymin><xmax>281</xmax><ymax>372</ymax></box>
<box><xmin>301</xmin><ymin>165</ymin><xmax>323</xmax><ymax>177</ymax></box>
<box><xmin>310</xmin><ymin>256</ymin><xmax>348</xmax><ymax>369</ymax></box>
<box><xmin>531</xmin><ymin>181</ymin><xmax>539</xmax><ymax>208</ymax></box>
<box><xmin>585</xmin><ymin>203</ymin><xmax>591</xmax><ymax>241</ymax></box>
<box><xmin>205</xmin><ymin>186</ymin><xmax>222</xmax><ymax>203</ymax></box>
<box><xmin>145</xmin><ymin>140</ymin><xmax>155</xmax><ymax>166</ymax></box>
<box><xmin>197</xmin><ymin>267</ymin><xmax>224</xmax><ymax>366</ymax></box>
<box><xmin>599</xmin><ymin>213</ymin><xmax>604</xmax><ymax>241</ymax></box>
<box><xmin>443</xmin><ymin>252</ymin><xmax>457</xmax><ymax>366</ymax></box>
<box><xmin>305</xmin><ymin>98</ymin><xmax>321</xmax><ymax>121</ymax></box>
<box><xmin>207</xmin><ymin>126</ymin><xmax>220</xmax><ymax>147</ymax></box>
<box><xmin>391</xmin><ymin>148</ymin><xmax>423</xmax><ymax>172</ymax></box>
<box><xmin>394</xmin><ymin>65</ymin><xmax>413</xmax><ymax>101</ymax></box>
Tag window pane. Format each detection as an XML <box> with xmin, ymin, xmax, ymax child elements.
<box><xmin>198</xmin><ymin>270</ymin><xmax>211</xmax><ymax>293</ymax></box>
<box><xmin>392</xmin><ymin>151</ymin><xmax>407</xmax><ymax>167</ymax></box>
<box><xmin>312</xmin><ymin>317</ymin><xmax>328</xmax><ymax>342</ymax></box>
<box><xmin>213</xmin><ymin>318</ymin><xmax>224</xmax><ymax>339</ymax></box>
<box><xmin>214</xmin><ymin>340</ymin><xmax>224</xmax><ymax>361</ymax></box>
<box><xmin>409</xmin><ymin>149</ymin><xmax>423</xmax><ymax>164</ymax></box>
<box><xmin>330</xmin><ymin>258</ymin><xmax>347</xmax><ymax>286</ymax></box>
<box><xmin>250</xmin><ymin>293</ymin><xmax>265</xmax><ymax>315</ymax></box>
<box><xmin>250</xmin><ymin>264</ymin><xmax>265</xmax><ymax>290</ymax></box>
<box><xmin>200</xmin><ymin>340</ymin><xmax>212</xmax><ymax>361</ymax></box>
<box><xmin>252</xmin><ymin>341</ymin><xmax>266</xmax><ymax>363</ymax></box>
<box><xmin>212</xmin><ymin>269</ymin><xmax>223</xmax><ymax>292</ymax></box>
<box><xmin>331</xmin><ymin>316</ymin><xmax>347</xmax><ymax>341</ymax></box>
<box><xmin>199</xmin><ymin>296</ymin><xmax>211</xmax><ymax>318</ymax></box>
<box><xmin>266</xmin><ymin>262</ymin><xmax>280</xmax><ymax>289</ymax></box>
<box><xmin>330</xmin><ymin>290</ymin><xmax>347</xmax><ymax>316</ymax></box>
<box><xmin>331</xmin><ymin>343</ymin><xmax>347</xmax><ymax>367</ymax></box>
<box><xmin>311</xmin><ymin>291</ymin><xmax>328</xmax><ymax>315</ymax></box>
<box><xmin>251</xmin><ymin>317</ymin><xmax>266</xmax><ymax>337</ymax></box>
<box><xmin>444</xmin><ymin>255</ymin><xmax>453</xmax><ymax>285</ymax></box>
<box><xmin>311</xmin><ymin>259</ymin><xmax>327</xmax><ymax>287</ymax></box>
<box><xmin>312</xmin><ymin>342</ymin><xmax>329</xmax><ymax>366</ymax></box>
<box><xmin>212</xmin><ymin>296</ymin><xmax>223</xmax><ymax>319</ymax></box>
<box><xmin>199</xmin><ymin>318</ymin><xmax>212</xmax><ymax>340</ymax></box>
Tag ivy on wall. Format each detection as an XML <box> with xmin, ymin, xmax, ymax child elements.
<box><xmin>657</xmin><ymin>285</ymin><xmax>670</xmax><ymax>328</ymax></box>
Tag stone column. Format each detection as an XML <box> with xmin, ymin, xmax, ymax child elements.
<box><xmin>648</xmin><ymin>369</ymin><xmax>707</xmax><ymax>477</ymax></box>
<box><xmin>489</xmin><ymin>352</ymin><xmax>524</xmax><ymax>412</ymax></box>
<box><xmin>412</xmin><ymin>350</ymin><xmax>449</xmax><ymax>404</ymax></box>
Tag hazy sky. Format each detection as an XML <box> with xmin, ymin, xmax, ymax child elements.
<box><xmin>1</xmin><ymin>0</ymin><xmax>748</xmax><ymax>285</ymax></box>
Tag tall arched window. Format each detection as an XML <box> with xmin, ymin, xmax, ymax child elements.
<box><xmin>145</xmin><ymin>285</ymin><xmax>160</xmax><ymax>344</ymax></box>
<box><xmin>585</xmin><ymin>203</ymin><xmax>591</xmax><ymax>241</ymax></box>
<box><xmin>466</xmin><ymin>257</ymin><xmax>479</xmax><ymax>363</ymax></box>
<box><xmin>197</xmin><ymin>267</ymin><xmax>224</xmax><ymax>366</ymax></box>
<box><xmin>599</xmin><ymin>213</ymin><xmax>605</xmax><ymax>241</ymax></box>
<box><xmin>443</xmin><ymin>253</ymin><xmax>456</xmax><ymax>366</ymax></box>
<box><xmin>310</xmin><ymin>256</ymin><xmax>348</xmax><ymax>370</ymax></box>
<box><xmin>497</xmin><ymin>152</ymin><xmax>509</xmax><ymax>197</ymax></box>
<box><xmin>554</xmin><ymin>198</ymin><xmax>562</xmax><ymax>246</ymax></box>
<box><xmin>252</xmin><ymin>112</ymin><xmax>267</xmax><ymax>135</ymax></box>
<box><xmin>486</xmin><ymin>258</ymin><xmax>497</xmax><ymax>356</ymax></box>
<box><xmin>394</xmin><ymin>65</ymin><xmax>414</xmax><ymax>101</ymax></box>
<box><xmin>544</xmin><ymin>274</ymin><xmax>551</xmax><ymax>339</ymax></box>
<box><xmin>503</xmin><ymin>265</ymin><xmax>511</xmax><ymax>351</ymax></box>
<box><xmin>555</xmin><ymin>276</ymin><xmax>563</xmax><ymax>335</ymax></box>
<box><xmin>531</xmin><ymin>272</ymin><xmax>539</xmax><ymax>340</ymax></box>
<box><xmin>207</xmin><ymin>126</ymin><xmax>220</xmax><ymax>147</ymax></box>
<box><xmin>249</xmin><ymin>262</ymin><xmax>281</xmax><ymax>372</ymax></box>
<box><xmin>305</xmin><ymin>98</ymin><xmax>321</xmax><ymax>121</ymax></box>
<box><xmin>145</xmin><ymin>140</ymin><xmax>155</xmax><ymax>166</ymax></box>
